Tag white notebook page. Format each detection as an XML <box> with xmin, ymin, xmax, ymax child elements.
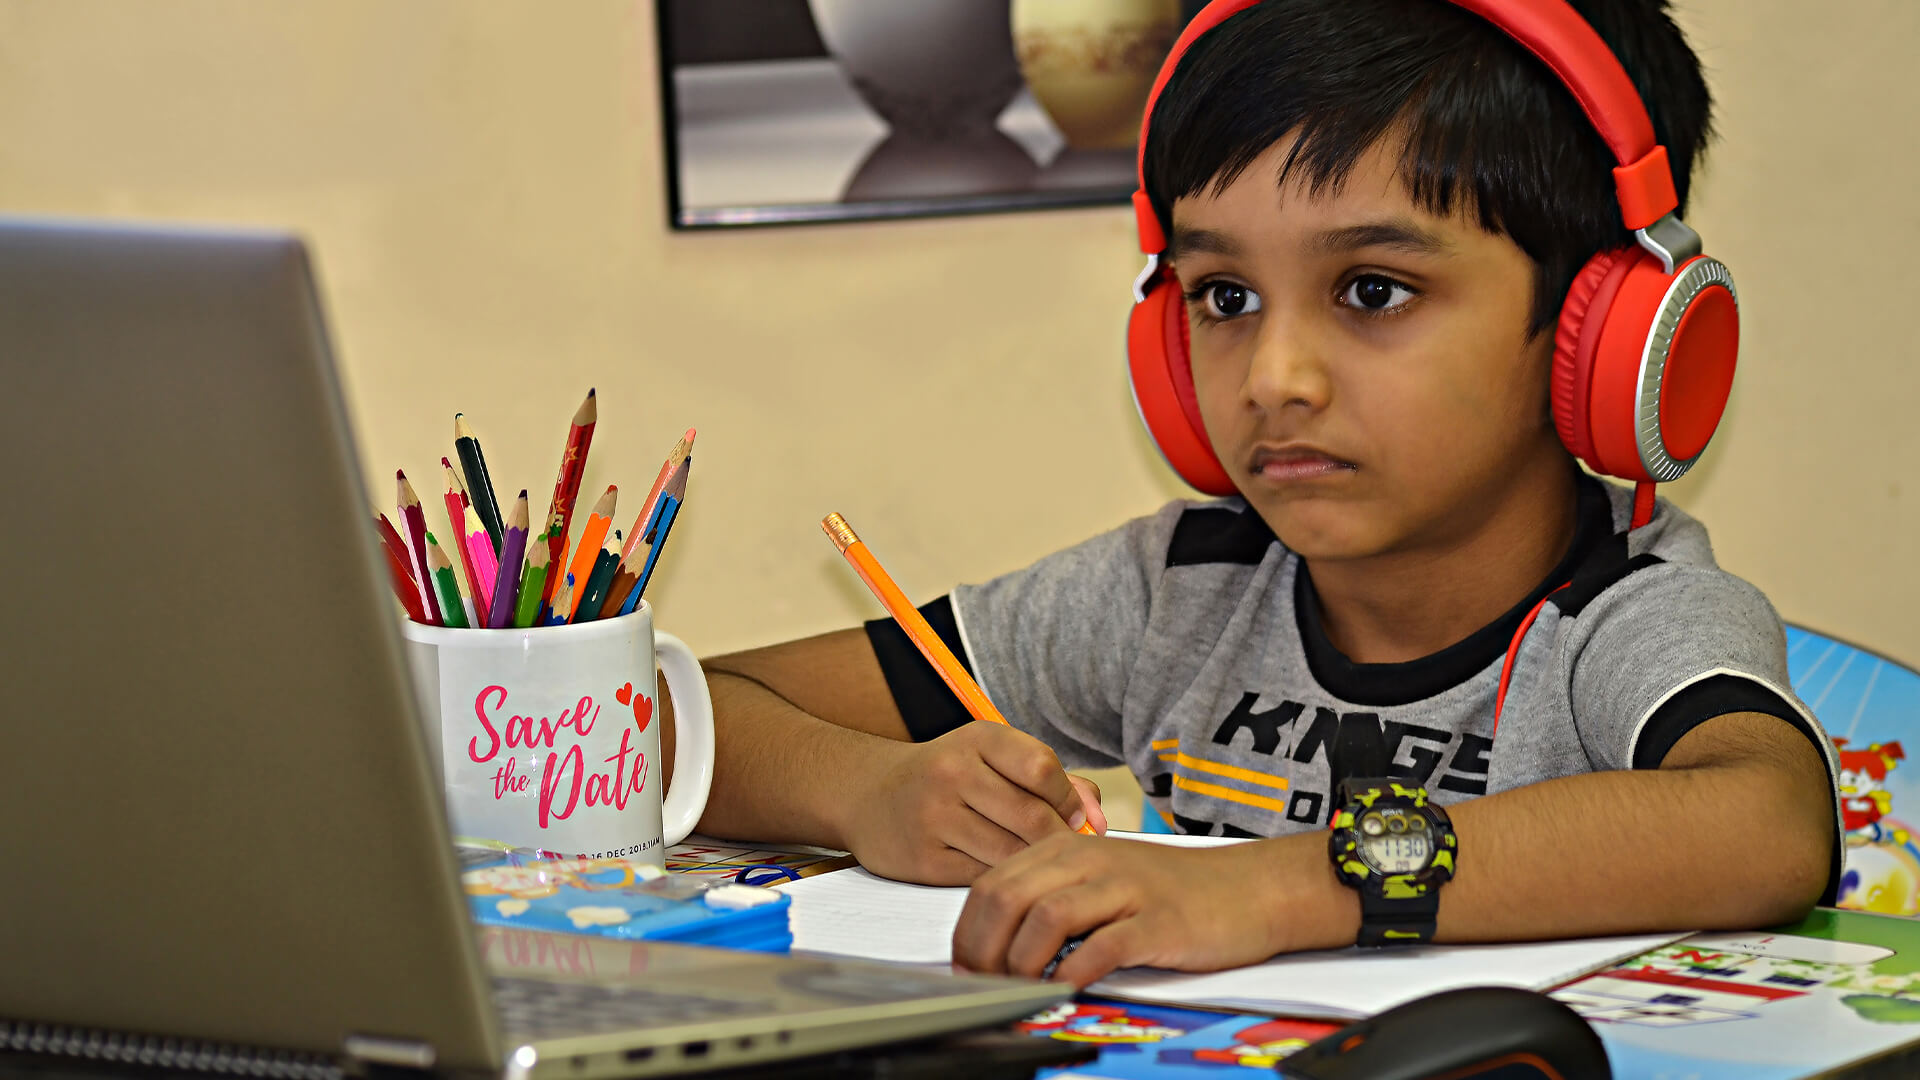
<box><xmin>776</xmin><ymin>831</ymin><xmax>1686</xmax><ymax>1017</ymax></box>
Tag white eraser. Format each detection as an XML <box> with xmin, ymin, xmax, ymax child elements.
<box><xmin>704</xmin><ymin>884</ymin><xmax>780</xmax><ymax>910</ymax></box>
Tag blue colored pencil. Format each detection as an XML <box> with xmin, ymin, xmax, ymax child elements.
<box><xmin>487</xmin><ymin>490</ymin><xmax>530</xmax><ymax>628</ymax></box>
<box><xmin>617</xmin><ymin>461</ymin><xmax>688</xmax><ymax>616</ymax></box>
<box><xmin>544</xmin><ymin>573</ymin><xmax>576</xmax><ymax>627</ymax></box>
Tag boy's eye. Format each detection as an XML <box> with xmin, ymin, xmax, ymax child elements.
<box><xmin>1201</xmin><ymin>282</ymin><xmax>1262</xmax><ymax>319</ymax></box>
<box><xmin>1340</xmin><ymin>274</ymin><xmax>1416</xmax><ymax>313</ymax></box>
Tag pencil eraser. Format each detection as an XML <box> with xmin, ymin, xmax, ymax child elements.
<box><xmin>704</xmin><ymin>884</ymin><xmax>780</xmax><ymax>910</ymax></box>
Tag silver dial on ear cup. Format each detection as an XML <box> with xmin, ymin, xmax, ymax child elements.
<box><xmin>1634</xmin><ymin>255</ymin><xmax>1738</xmax><ymax>481</ymax></box>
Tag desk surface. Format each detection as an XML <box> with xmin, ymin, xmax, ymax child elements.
<box><xmin>1018</xmin><ymin>908</ymin><xmax>1920</xmax><ymax>1080</ymax></box>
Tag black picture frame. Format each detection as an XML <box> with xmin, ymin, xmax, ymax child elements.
<box><xmin>657</xmin><ymin>0</ymin><xmax>1205</xmax><ymax>230</ymax></box>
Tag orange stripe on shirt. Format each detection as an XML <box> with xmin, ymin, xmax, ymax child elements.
<box><xmin>1172</xmin><ymin>776</ymin><xmax>1290</xmax><ymax>815</ymax></box>
<box><xmin>1173</xmin><ymin>753</ymin><xmax>1289</xmax><ymax>791</ymax></box>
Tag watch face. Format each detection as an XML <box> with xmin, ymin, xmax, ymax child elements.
<box><xmin>1357</xmin><ymin>809</ymin><xmax>1433</xmax><ymax>875</ymax></box>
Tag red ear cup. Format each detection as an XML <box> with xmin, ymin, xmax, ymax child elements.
<box><xmin>1127</xmin><ymin>272</ymin><xmax>1238</xmax><ymax>496</ymax></box>
<box><xmin>1560</xmin><ymin>250</ymin><xmax>1739</xmax><ymax>483</ymax></box>
<box><xmin>1551</xmin><ymin>248</ymin><xmax>1636</xmax><ymax>464</ymax></box>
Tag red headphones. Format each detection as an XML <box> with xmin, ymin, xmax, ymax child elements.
<box><xmin>1125</xmin><ymin>0</ymin><xmax>1738</xmax><ymax>529</ymax></box>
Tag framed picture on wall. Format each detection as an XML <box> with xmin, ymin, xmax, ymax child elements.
<box><xmin>657</xmin><ymin>0</ymin><xmax>1205</xmax><ymax>229</ymax></box>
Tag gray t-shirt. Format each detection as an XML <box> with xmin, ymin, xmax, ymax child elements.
<box><xmin>868</xmin><ymin>478</ymin><xmax>1839</xmax><ymax>862</ymax></box>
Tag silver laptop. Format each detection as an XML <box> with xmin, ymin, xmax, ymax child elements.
<box><xmin>0</xmin><ymin>218</ymin><xmax>1066</xmax><ymax>1078</ymax></box>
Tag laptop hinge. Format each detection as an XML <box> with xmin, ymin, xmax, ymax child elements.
<box><xmin>343</xmin><ymin>1034</ymin><xmax>437</xmax><ymax>1072</ymax></box>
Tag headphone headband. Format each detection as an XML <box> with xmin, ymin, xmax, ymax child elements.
<box><xmin>1132</xmin><ymin>0</ymin><xmax>1678</xmax><ymax>253</ymax></box>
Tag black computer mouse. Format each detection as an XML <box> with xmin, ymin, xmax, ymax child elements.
<box><xmin>1276</xmin><ymin>986</ymin><xmax>1610</xmax><ymax>1080</ymax></box>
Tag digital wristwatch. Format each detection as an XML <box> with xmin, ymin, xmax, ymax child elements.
<box><xmin>1328</xmin><ymin>779</ymin><xmax>1458</xmax><ymax>947</ymax></box>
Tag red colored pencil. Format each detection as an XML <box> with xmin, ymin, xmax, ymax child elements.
<box><xmin>442</xmin><ymin>458</ymin><xmax>485</xmax><ymax>621</ymax></box>
<box><xmin>375</xmin><ymin>513</ymin><xmax>415</xmax><ymax>588</ymax></box>
<box><xmin>398</xmin><ymin>470</ymin><xmax>443</xmax><ymax>625</ymax></box>
<box><xmin>621</xmin><ymin>428</ymin><xmax>695</xmax><ymax>562</ymax></box>
<box><xmin>379</xmin><ymin>529</ymin><xmax>428</xmax><ymax>622</ymax></box>
<box><xmin>536</xmin><ymin>389</ymin><xmax>597</xmax><ymax>613</ymax></box>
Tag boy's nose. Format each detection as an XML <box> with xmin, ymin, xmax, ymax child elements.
<box><xmin>1243</xmin><ymin>317</ymin><xmax>1332</xmax><ymax>414</ymax></box>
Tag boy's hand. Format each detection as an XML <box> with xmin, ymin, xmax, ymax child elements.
<box><xmin>842</xmin><ymin>722</ymin><xmax>1107</xmax><ymax>886</ymax></box>
<box><xmin>950</xmin><ymin>834</ymin><xmax>1353</xmax><ymax>987</ymax></box>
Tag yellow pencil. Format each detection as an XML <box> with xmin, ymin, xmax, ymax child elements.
<box><xmin>822</xmin><ymin>512</ymin><xmax>1094</xmax><ymax>835</ymax></box>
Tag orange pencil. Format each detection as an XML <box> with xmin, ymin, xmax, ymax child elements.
<box><xmin>562</xmin><ymin>485</ymin><xmax>617</xmax><ymax>621</ymax></box>
<box><xmin>536</xmin><ymin>389</ymin><xmax>597</xmax><ymax>612</ymax></box>
<box><xmin>621</xmin><ymin>428</ymin><xmax>694</xmax><ymax>561</ymax></box>
<box><xmin>822</xmin><ymin>513</ymin><xmax>1095</xmax><ymax>834</ymax></box>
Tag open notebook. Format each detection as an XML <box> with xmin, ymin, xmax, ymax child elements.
<box><xmin>776</xmin><ymin>831</ymin><xmax>1687</xmax><ymax>1020</ymax></box>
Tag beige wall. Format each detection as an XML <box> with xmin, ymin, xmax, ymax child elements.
<box><xmin>3</xmin><ymin>0</ymin><xmax>1915</xmax><ymax>669</ymax></box>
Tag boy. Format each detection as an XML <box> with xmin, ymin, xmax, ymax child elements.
<box><xmin>680</xmin><ymin>0</ymin><xmax>1839</xmax><ymax>986</ymax></box>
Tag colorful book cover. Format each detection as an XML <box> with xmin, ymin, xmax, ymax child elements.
<box><xmin>1554</xmin><ymin>909</ymin><xmax>1920</xmax><ymax>1078</ymax></box>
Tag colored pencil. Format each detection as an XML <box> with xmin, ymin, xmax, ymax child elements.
<box><xmin>573</xmin><ymin>529</ymin><xmax>624</xmax><ymax>623</ymax></box>
<box><xmin>822</xmin><ymin>511</ymin><xmax>1096</xmax><ymax>835</ymax></box>
<box><xmin>375</xmin><ymin>513</ymin><xmax>415</xmax><ymax>587</ymax></box>
<box><xmin>545</xmin><ymin>574</ymin><xmax>576</xmax><ymax>627</ymax></box>
<box><xmin>536</xmin><ymin>389</ymin><xmax>597</xmax><ymax>613</ymax></box>
<box><xmin>425</xmin><ymin>532</ymin><xmax>469</xmax><ymax>629</ymax></box>
<box><xmin>397</xmin><ymin>470</ymin><xmax>443</xmax><ymax>625</ymax></box>
<box><xmin>461</xmin><ymin>501</ymin><xmax>498</xmax><ymax>628</ymax></box>
<box><xmin>454</xmin><ymin>413</ymin><xmax>505</xmax><ymax>554</ymax></box>
<box><xmin>596</xmin><ymin>551</ymin><xmax>642</xmax><ymax>621</ymax></box>
<box><xmin>616</xmin><ymin>460</ymin><xmax>689</xmax><ymax>617</ymax></box>
<box><xmin>512</xmin><ymin>531</ymin><xmax>552</xmax><ymax>629</ymax></box>
<box><xmin>441</xmin><ymin>459</ymin><xmax>485</xmax><ymax>617</ymax></box>
<box><xmin>487</xmin><ymin>490</ymin><xmax>531</xmax><ymax>629</ymax></box>
<box><xmin>562</xmin><ymin>485</ymin><xmax>617</xmax><ymax>621</ymax></box>
<box><xmin>621</xmin><ymin>428</ymin><xmax>695</xmax><ymax>561</ymax></box>
<box><xmin>380</xmin><ymin>528</ymin><xmax>428</xmax><ymax>622</ymax></box>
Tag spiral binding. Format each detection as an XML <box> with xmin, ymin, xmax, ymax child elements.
<box><xmin>0</xmin><ymin>1018</ymin><xmax>342</xmax><ymax>1079</ymax></box>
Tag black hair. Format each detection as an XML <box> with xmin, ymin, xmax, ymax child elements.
<box><xmin>1141</xmin><ymin>0</ymin><xmax>1713</xmax><ymax>336</ymax></box>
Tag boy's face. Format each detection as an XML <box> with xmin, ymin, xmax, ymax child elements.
<box><xmin>1169</xmin><ymin>135</ymin><xmax>1568</xmax><ymax>563</ymax></box>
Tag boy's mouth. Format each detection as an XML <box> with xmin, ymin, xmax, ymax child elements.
<box><xmin>1248</xmin><ymin>444</ymin><xmax>1357</xmax><ymax>484</ymax></box>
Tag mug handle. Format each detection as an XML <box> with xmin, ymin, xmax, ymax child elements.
<box><xmin>654</xmin><ymin>630</ymin><xmax>714</xmax><ymax>847</ymax></box>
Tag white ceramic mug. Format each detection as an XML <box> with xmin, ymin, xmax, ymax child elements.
<box><xmin>401</xmin><ymin>602</ymin><xmax>714</xmax><ymax>865</ymax></box>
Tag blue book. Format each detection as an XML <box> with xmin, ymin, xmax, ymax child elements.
<box><xmin>456</xmin><ymin>842</ymin><xmax>792</xmax><ymax>953</ymax></box>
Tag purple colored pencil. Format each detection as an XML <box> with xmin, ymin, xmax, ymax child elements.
<box><xmin>487</xmin><ymin>490</ymin><xmax>531</xmax><ymax>628</ymax></box>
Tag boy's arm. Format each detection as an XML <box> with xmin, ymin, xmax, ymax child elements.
<box><xmin>952</xmin><ymin>710</ymin><xmax>1833</xmax><ymax>984</ymax></box>
<box><xmin>670</xmin><ymin>628</ymin><xmax>1104</xmax><ymax>886</ymax></box>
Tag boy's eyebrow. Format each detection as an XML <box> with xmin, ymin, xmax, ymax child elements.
<box><xmin>1310</xmin><ymin>220</ymin><xmax>1455</xmax><ymax>257</ymax></box>
<box><xmin>1167</xmin><ymin>227</ymin><xmax>1243</xmax><ymax>261</ymax></box>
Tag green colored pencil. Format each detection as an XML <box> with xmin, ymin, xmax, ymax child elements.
<box><xmin>512</xmin><ymin>532</ymin><xmax>552</xmax><ymax>629</ymax></box>
<box><xmin>425</xmin><ymin>533</ymin><xmax>469</xmax><ymax>629</ymax></box>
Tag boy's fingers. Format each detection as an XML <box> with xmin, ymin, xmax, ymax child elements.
<box><xmin>1003</xmin><ymin>882</ymin><xmax>1127</xmax><ymax>978</ymax></box>
<box><xmin>919</xmin><ymin>847</ymin><xmax>990</xmax><ymax>888</ymax></box>
<box><xmin>951</xmin><ymin>857</ymin><xmax>1084</xmax><ymax>974</ymax></box>
<box><xmin>942</xmin><ymin>802</ymin><xmax>1034</xmax><ymax>869</ymax></box>
<box><xmin>960</xmin><ymin>763</ymin><xmax>1076</xmax><ymax>846</ymax></box>
<box><xmin>972</xmin><ymin>726</ymin><xmax>1082</xmax><ymax>828</ymax></box>
<box><xmin>1051</xmin><ymin>920</ymin><xmax>1143</xmax><ymax>988</ymax></box>
<box><xmin>1068</xmin><ymin>775</ymin><xmax>1108</xmax><ymax>835</ymax></box>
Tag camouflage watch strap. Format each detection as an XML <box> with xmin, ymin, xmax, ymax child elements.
<box><xmin>1359</xmin><ymin>888</ymin><xmax>1439</xmax><ymax>947</ymax></box>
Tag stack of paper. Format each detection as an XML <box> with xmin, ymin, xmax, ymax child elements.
<box><xmin>777</xmin><ymin>832</ymin><xmax>1686</xmax><ymax>1019</ymax></box>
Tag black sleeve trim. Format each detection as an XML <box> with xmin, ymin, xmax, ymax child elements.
<box><xmin>863</xmin><ymin>594</ymin><xmax>977</xmax><ymax>743</ymax></box>
<box><xmin>1635</xmin><ymin>673</ymin><xmax>1842</xmax><ymax>906</ymax></box>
